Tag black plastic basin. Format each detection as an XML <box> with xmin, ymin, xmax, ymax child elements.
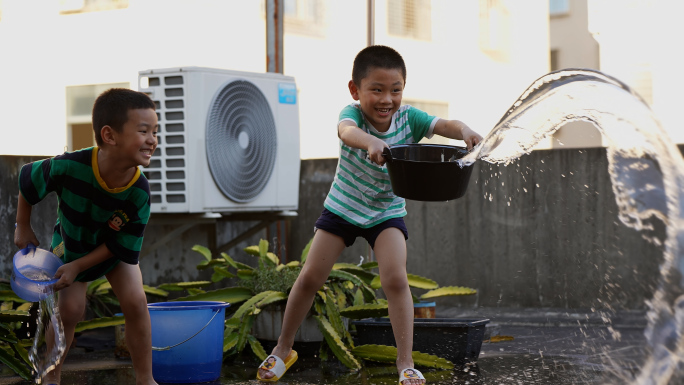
<box><xmin>352</xmin><ymin>317</ymin><xmax>489</xmax><ymax>366</ymax></box>
<box><xmin>383</xmin><ymin>144</ymin><xmax>474</xmax><ymax>202</ymax></box>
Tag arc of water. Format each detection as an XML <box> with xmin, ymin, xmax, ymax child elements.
<box><xmin>459</xmin><ymin>68</ymin><xmax>684</xmax><ymax>385</ymax></box>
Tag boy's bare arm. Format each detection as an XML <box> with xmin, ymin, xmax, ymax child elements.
<box><xmin>338</xmin><ymin>121</ymin><xmax>389</xmax><ymax>165</ymax></box>
<box><xmin>54</xmin><ymin>243</ymin><xmax>114</xmax><ymax>291</ymax></box>
<box><xmin>14</xmin><ymin>193</ymin><xmax>39</xmax><ymax>249</ymax></box>
<box><xmin>432</xmin><ymin>119</ymin><xmax>483</xmax><ymax>150</ymax></box>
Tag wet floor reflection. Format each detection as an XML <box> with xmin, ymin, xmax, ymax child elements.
<box><xmin>6</xmin><ymin>324</ymin><xmax>647</xmax><ymax>385</ymax></box>
<box><xmin>37</xmin><ymin>353</ymin><xmax>621</xmax><ymax>385</ymax></box>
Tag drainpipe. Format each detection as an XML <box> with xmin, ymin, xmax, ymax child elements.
<box><xmin>367</xmin><ymin>0</ymin><xmax>375</xmax><ymax>46</ymax></box>
<box><xmin>266</xmin><ymin>0</ymin><xmax>284</xmax><ymax>73</ymax></box>
<box><xmin>367</xmin><ymin>0</ymin><xmax>375</xmax><ymax>262</ymax></box>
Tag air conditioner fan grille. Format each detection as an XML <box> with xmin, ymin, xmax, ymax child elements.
<box><xmin>206</xmin><ymin>80</ymin><xmax>277</xmax><ymax>203</ymax></box>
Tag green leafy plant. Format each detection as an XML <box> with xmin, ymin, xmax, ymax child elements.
<box><xmin>329</xmin><ymin>263</ymin><xmax>477</xmax><ymax>322</ymax></box>
<box><xmin>71</xmin><ymin>279</ymin><xmax>169</xmax><ymax>333</ymax></box>
<box><xmin>332</xmin><ymin>256</ymin><xmax>477</xmax><ymax>369</ymax></box>
<box><xmin>9</xmin><ymin>237</ymin><xmax>478</xmax><ymax>377</ymax></box>
<box><xmin>0</xmin><ymin>276</ymin><xmax>171</xmax><ymax>380</ymax></box>
<box><xmin>167</xmin><ymin>238</ymin><xmax>473</xmax><ymax>371</ymax></box>
<box><xmin>159</xmin><ymin>238</ymin><xmax>379</xmax><ymax>369</ymax></box>
<box><xmin>0</xmin><ymin>284</ymin><xmax>37</xmax><ymax>381</ymax></box>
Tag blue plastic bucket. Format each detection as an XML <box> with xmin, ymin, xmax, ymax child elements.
<box><xmin>149</xmin><ymin>301</ymin><xmax>230</xmax><ymax>383</ymax></box>
<box><xmin>11</xmin><ymin>243</ymin><xmax>63</xmax><ymax>302</ymax></box>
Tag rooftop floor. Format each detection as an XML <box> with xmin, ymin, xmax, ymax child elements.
<box><xmin>0</xmin><ymin>307</ymin><xmax>652</xmax><ymax>385</ymax></box>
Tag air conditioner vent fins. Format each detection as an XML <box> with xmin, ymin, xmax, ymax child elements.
<box><xmin>205</xmin><ymin>80</ymin><xmax>277</xmax><ymax>203</ymax></box>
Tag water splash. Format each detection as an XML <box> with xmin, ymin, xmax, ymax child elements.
<box><xmin>459</xmin><ymin>68</ymin><xmax>684</xmax><ymax>384</ymax></box>
<box><xmin>29</xmin><ymin>286</ymin><xmax>66</xmax><ymax>383</ymax></box>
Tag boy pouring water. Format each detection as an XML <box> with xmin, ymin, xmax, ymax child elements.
<box><xmin>257</xmin><ymin>45</ymin><xmax>482</xmax><ymax>384</ymax></box>
<box><xmin>14</xmin><ymin>88</ymin><xmax>159</xmax><ymax>385</ymax></box>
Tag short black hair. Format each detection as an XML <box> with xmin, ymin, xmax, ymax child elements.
<box><xmin>351</xmin><ymin>45</ymin><xmax>407</xmax><ymax>86</ymax></box>
<box><xmin>92</xmin><ymin>88</ymin><xmax>156</xmax><ymax>146</ymax></box>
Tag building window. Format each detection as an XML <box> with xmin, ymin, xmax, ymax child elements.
<box><xmin>283</xmin><ymin>0</ymin><xmax>326</xmax><ymax>37</ymax></box>
<box><xmin>550</xmin><ymin>49</ymin><xmax>560</xmax><ymax>71</ymax></box>
<box><xmin>404</xmin><ymin>99</ymin><xmax>450</xmax><ymax>145</ymax></box>
<box><xmin>549</xmin><ymin>0</ymin><xmax>570</xmax><ymax>17</ymax></box>
<box><xmin>387</xmin><ymin>0</ymin><xmax>432</xmax><ymax>41</ymax></box>
<box><xmin>66</xmin><ymin>83</ymin><xmax>129</xmax><ymax>151</ymax></box>
<box><xmin>479</xmin><ymin>0</ymin><xmax>511</xmax><ymax>61</ymax></box>
<box><xmin>628</xmin><ymin>63</ymin><xmax>653</xmax><ymax>105</ymax></box>
<box><xmin>59</xmin><ymin>0</ymin><xmax>128</xmax><ymax>15</ymax></box>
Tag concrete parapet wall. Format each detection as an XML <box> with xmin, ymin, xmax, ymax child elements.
<box><xmin>290</xmin><ymin>146</ymin><xmax>681</xmax><ymax>311</ymax></box>
<box><xmin>0</xmin><ymin>156</ymin><xmax>59</xmax><ymax>265</ymax></box>
<box><xmin>2</xmin><ymin>146</ymin><xmax>681</xmax><ymax>311</ymax></box>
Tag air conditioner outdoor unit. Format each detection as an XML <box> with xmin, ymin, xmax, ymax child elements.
<box><xmin>138</xmin><ymin>66</ymin><xmax>300</xmax><ymax>214</ymax></box>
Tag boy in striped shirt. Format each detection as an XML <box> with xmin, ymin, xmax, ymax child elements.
<box><xmin>258</xmin><ymin>46</ymin><xmax>482</xmax><ymax>384</ymax></box>
<box><xmin>14</xmin><ymin>88</ymin><xmax>159</xmax><ymax>385</ymax></box>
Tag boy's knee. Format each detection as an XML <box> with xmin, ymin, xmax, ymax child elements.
<box><xmin>59</xmin><ymin>302</ymin><xmax>86</xmax><ymax>324</ymax></box>
<box><xmin>381</xmin><ymin>275</ymin><xmax>409</xmax><ymax>294</ymax></box>
<box><xmin>296</xmin><ymin>273</ymin><xmax>326</xmax><ymax>293</ymax></box>
<box><xmin>120</xmin><ymin>293</ymin><xmax>149</xmax><ymax>315</ymax></box>
<box><xmin>124</xmin><ymin>298</ymin><xmax>148</xmax><ymax>314</ymax></box>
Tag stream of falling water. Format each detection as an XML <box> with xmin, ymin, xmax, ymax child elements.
<box><xmin>23</xmin><ymin>270</ymin><xmax>66</xmax><ymax>384</ymax></box>
<box><xmin>459</xmin><ymin>69</ymin><xmax>684</xmax><ymax>385</ymax></box>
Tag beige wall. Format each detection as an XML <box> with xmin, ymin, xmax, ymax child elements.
<box><xmin>549</xmin><ymin>0</ymin><xmax>602</xmax><ymax>149</ymax></box>
<box><xmin>589</xmin><ymin>0</ymin><xmax>684</xmax><ymax>144</ymax></box>
<box><xmin>549</xmin><ymin>0</ymin><xmax>599</xmax><ymax>70</ymax></box>
<box><xmin>0</xmin><ymin>0</ymin><xmax>550</xmax><ymax>158</ymax></box>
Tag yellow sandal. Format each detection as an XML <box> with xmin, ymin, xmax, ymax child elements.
<box><xmin>398</xmin><ymin>367</ymin><xmax>426</xmax><ymax>384</ymax></box>
<box><xmin>256</xmin><ymin>350</ymin><xmax>298</xmax><ymax>382</ymax></box>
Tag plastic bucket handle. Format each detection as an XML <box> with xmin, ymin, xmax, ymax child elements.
<box><xmin>149</xmin><ymin>301</ymin><xmax>230</xmax><ymax>351</ymax></box>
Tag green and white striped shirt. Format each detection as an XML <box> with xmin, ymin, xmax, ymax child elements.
<box><xmin>324</xmin><ymin>103</ymin><xmax>438</xmax><ymax>227</ymax></box>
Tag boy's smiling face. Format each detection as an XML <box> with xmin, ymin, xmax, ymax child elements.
<box><xmin>116</xmin><ymin>108</ymin><xmax>158</xmax><ymax>167</ymax></box>
<box><xmin>349</xmin><ymin>67</ymin><xmax>405</xmax><ymax>132</ymax></box>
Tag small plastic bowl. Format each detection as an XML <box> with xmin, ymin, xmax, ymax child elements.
<box><xmin>11</xmin><ymin>244</ymin><xmax>63</xmax><ymax>302</ymax></box>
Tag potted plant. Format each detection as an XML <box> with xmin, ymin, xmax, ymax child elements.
<box><xmin>155</xmin><ymin>238</ymin><xmax>456</xmax><ymax>371</ymax></box>
<box><xmin>159</xmin><ymin>238</ymin><xmax>372</xmax><ymax>368</ymax></box>
<box><xmin>67</xmin><ymin>238</ymin><xmax>475</xmax><ymax>373</ymax></box>
<box><xmin>345</xmin><ymin>271</ymin><xmax>485</xmax><ymax>367</ymax></box>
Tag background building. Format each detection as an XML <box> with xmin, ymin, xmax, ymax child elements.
<box><xmin>0</xmin><ymin>0</ymin><xmax>549</xmax><ymax>158</ymax></box>
<box><xmin>549</xmin><ymin>0</ymin><xmax>602</xmax><ymax>148</ymax></box>
<box><xmin>588</xmin><ymin>0</ymin><xmax>684</xmax><ymax>145</ymax></box>
<box><xmin>548</xmin><ymin>0</ymin><xmax>684</xmax><ymax>147</ymax></box>
<box><xmin>0</xmin><ymin>0</ymin><xmax>678</xmax><ymax>312</ymax></box>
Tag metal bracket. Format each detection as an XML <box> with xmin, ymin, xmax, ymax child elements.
<box><xmin>139</xmin><ymin>211</ymin><xmax>297</xmax><ymax>259</ymax></box>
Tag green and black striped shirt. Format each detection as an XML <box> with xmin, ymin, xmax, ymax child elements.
<box><xmin>19</xmin><ymin>147</ymin><xmax>151</xmax><ymax>282</ymax></box>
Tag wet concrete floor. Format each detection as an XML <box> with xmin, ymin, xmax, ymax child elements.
<box><xmin>0</xmin><ymin>308</ymin><xmax>650</xmax><ymax>385</ymax></box>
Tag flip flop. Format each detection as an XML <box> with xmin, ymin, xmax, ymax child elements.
<box><xmin>398</xmin><ymin>367</ymin><xmax>426</xmax><ymax>384</ymax></box>
<box><xmin>256</xmin><ymin>350</ymin><xmax>298</xmax><ymax>382</ymax></box>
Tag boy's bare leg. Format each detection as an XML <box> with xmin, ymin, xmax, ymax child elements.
<box><xmin>374</xmin><ymin>228</ymin><xmax>425</xmax><ymax>385</ymax></box>
<box><xmin>44</xmin><ymin>281</ymin><xmax>88</xmax><ymax>385</ymax></box>
<box><xmin>258</xmin><ymin>230</ymin><xmax>345</xmax><ymax>380</ymax></box>
<box><xmin>107</xmin><ymin>262</ymin><xmax>158</xmax><ymax>385</ymax></box>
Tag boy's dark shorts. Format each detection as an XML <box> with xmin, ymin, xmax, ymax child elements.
<box><xmin>314</xmin><ymin>208</ymin><xmax>409</xmax><ymax>249</ymax></box>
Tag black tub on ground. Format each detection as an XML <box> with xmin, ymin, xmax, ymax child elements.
<box><xmin>352</xmin><ymin>318</ymin><xmax>489</xmax><ymax>366</ymax></box>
